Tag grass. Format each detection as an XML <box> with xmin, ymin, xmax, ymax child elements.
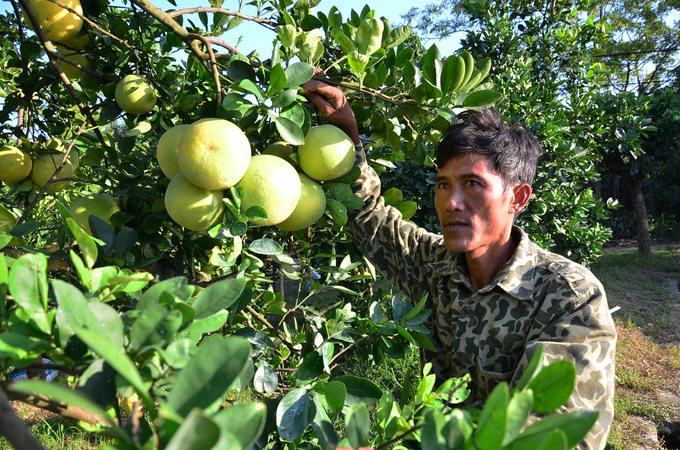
<box><xmin>0</xmin><ymin>402</ymin><xmax>110</xmax><ymax>450</ymax></box>
<box><xmin>591</xmin><ymin>245</ymin><xmax>680</xmax><ymax>449</ymax></box>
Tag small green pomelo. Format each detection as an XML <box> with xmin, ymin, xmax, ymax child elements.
<box><xmin>165</xmin><ymin>172</ymin><xmax>225</xmax><ymax>232</ymax></box>
<box><xmin>157</xmin><ymin>124</ymin><xmax>189</xmax><ymax>179</ymax></box>
<box><xmin>277</xmin><ymin>174</ymin><xmax>326</xmax><ymax>231</ymax></box>
<box><xmin>298</xmin><ymin>124</ymin><xmax>355</xmax><ymax>181</ymax></box>
<box><xmin>177</xmin><ymin>118</ymin><xmax>251</xmax><ymax>190</ymax></box>
<box><xmin>71</xmin><ymin>193</ymin><xmax>120</xmax><ymax>235</ymax></box>
<box><xmin>263</xmin><ymin>141</ymin><xmax>297</xmax><ymax>167</ymax></box>
<box><xmin>0</xmin><ymin>145</ymin><xmax>32</xmax><ymax>187</ymax></box>
<box><xmin>115</xmin><ymin>75</ymin><xmax>157</xmax><ymax>115</ymax></box>
<box><xmin>237</xmin><ymin>155</ymin><xmax>301</xmax><ymax>226</ymax></box>
<box><xmin>30</xmin><ymin>153</ymin><xmax>73</xmax><ymax>193</ymax></box>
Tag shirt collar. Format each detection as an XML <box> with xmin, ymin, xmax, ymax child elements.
<box><xmin>429</xmin><ymin>227</ymin><xmax>537</xmax><ymax>300</ymax></box>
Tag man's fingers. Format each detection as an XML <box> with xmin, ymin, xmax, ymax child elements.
<box><xmin>305</xmin><ymin>91</ymin><xmax>336</xmax><ymax>118</ymax></box>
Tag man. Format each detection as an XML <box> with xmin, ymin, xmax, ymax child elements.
<box><xmin>303</xmin><ymin>78</ymin><xmax>616</xmax><ymax>450</ymax></box>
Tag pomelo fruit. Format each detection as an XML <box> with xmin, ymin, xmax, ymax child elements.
<box><xmin>298</xmin><ymin>124</ymin><xmax>355</xmax><ymax>181</ymax></box>
<box><xmin>57</xmin><ymin>47</ymin><xmax>87</xmax><ymax>80</ymax></box>
<box><xmin>0</xmin><ymin>205</ymin><xmax>23</xmax><ymax>247</ymax></box>
<box><xmin>263</xmin><ymin>141</ymin><xmax>296</xmax><ymax>167</ymax></box>
<box><xmin>177</xmin><ymin>118</ymin><xmax>251</xmax><ymax>190</ymax></box>
<box><xmin>0</xmin><ymin>145</ymin><xmax>32</xmax><ymax>187</ymax></box>
<box><xmin>115</xmin><ymin>75</ymin><xmax>157</xmax><ymax>115</ymax></box>
<box><xmin>57</xmin><ymin>30</ymin><xmax>91</xmax><ymax>50</ymax></box>
<box><xmin>157</xmin><ymin>124</ymin><xmax>189</xmax><ymax>179</ymax></box>
<box><xmin>236</xmin><ymin>155</ymin><xmax>301</xmax><ymax>226</ymax></box>
<box><xmin>165</xmin><ymin>172</ymin><xmax>225</xmax><ymax>232</ymax></box>
<box><xmin>23</xmin><ymin>0</ymin><xmax>83</xmax><ymax>42</ymax></box>
<box><xmin>277</xmin><ymin>173</ymin><xmax>326</xmax><ymax>231</ymax></box>
<box><xmin>30</xmin><ymin>153</ymin><xmax>73</xmax><ymax>193</ymax></box>
<box><xmin>71</xmin><ymin>193</ymin><xmax>120</xmax><ymax>235</ymax></box>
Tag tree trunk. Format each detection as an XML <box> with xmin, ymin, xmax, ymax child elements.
<box><xmin>624</xmin><ymin>177</ymin><xmax>652</xmax><ymax>256</ymax></box>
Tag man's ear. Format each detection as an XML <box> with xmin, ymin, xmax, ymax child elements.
<box><xmin>510</xmin><ymin>184</ymin><xmax>532</xmax><ymax>214</ymax></box>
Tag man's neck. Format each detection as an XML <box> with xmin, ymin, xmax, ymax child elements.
<box><xmin>465</xmin><ymin>229</ymin><xmax>519</xmax><ymax>292</ymax></box>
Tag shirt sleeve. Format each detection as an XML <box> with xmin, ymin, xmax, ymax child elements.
<box><xmin>512</xmin><ymin>269</ymin><xmax>617</xmax><ymax>450</ymax></box>
<box><xmin>344</xmin><ymin>143</ymin><xmax>445</xmax><ymax>305</ymax></box>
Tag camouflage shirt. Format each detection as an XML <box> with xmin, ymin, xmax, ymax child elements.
<box><xmin>345</xmin><ymin>144</ymin><xmax>616</xmax><ymax>450</ymax></box>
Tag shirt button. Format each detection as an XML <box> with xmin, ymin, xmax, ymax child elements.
<box><xmin>461</xmin><ymin>306</ymin><xmax>472</xmax><ymax>316</ymax></box>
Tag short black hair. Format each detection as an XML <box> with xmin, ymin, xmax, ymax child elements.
<box><xmin>436</xmin><ymin>109</ymin><xmax>541</xmax><ymax>189</ymax></box>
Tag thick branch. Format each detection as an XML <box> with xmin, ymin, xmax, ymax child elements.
<box><xmin>6</xmin><ymin>388</ymin><xmax>110</xmax><ymax>426</ymax></box>
<box><xmin>166</xmin><ymin>7</ymin><xmax>276</xmax><ymax>29</ymax></box>
<box><xmin>0</xmin><ymin>388</ymin><xmax>45</xmax><ymax>450</ymax></box>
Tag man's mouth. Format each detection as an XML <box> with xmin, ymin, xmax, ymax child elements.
<box><xmin>443</xmin><ymin>220</ymin><xmax>469</xmax><ymax>230</ymax></box>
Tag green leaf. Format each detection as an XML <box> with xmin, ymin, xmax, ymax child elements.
<box><xmin>326</xmin><ymin>198</ymin><xmax>347</xmax><ymax>226</ymax></box>
<box><xmin>334</xmin><ymin>375</ymin><xmax>382</xmax><ymax>406</ymax></box>
<box><xmin>501</xmin><ymin>390</ymin><xmax>534</xmax><ymax>445</ymax></box>
<box><xmin>0</xmin><ymin>254</ymin><xmax>7</xmax><ymax>317</ymax></box>
<box><xmin>168</xmin><ymin>336</ymin><xmax>250</xmax><ymax>417</ymax></box>
<box><xmin>244</xmin><ymin>206</ymin><xmax>268</xmax><ymax>222</ymax></box>
<box><xmin>227</xmin><ymin>60</ymin><xmax>256</xmax><ymax>83</ymax></box>
<box><xmin>515</xmin><ymin>345</ymin><xmax>544</xmax><ymax>392</ymax></box>
<box><xmin>269</xmin><ymin>63</ymin><xmax>288</xmax><ymax>92</ymax></box>
<box><xmin>323</xmin><ymin>381</ymin><xmax>346</xmax><ymax>414</ymax></box>
<box><xmin>474</xmin><ymin>382</ymin><xmax>508</xmax><ymax>450</ymax></box>
<box><xmin>54</xmin><ymin>279</ymin><xmax>95</xmax><ymax>346</ymax></box>
<box><xmin>64</xmin><ymin>217</ymin><xmax>98</xmax><ymax>269</ymax></box>
<box><xmin>165</xmin><ymin>409</ymin><xmax>220</xmax><ymax>450</ymax></box>
<box><xmin>346</xmin><ymin>403</ymin><xmax>370</xmax><ymax>449</ymax></box>
<box><xmin>331</xmin><ymin>28</ymin><xmax>355</xmax><ymax>54</ymax></box>
<box><xmin>238</xmin><ymin>79</ymin><xmax>265</xmax><ymax>103</ymax></box>
<box><xmin>312</xmin><ymin>404</ymin><xmax>339</xmax><ymax>450</ymax></box>
<box><xmin>253</xmin><ymin>363</ymin><xmax>278</xmax><ymax>393</ymax></box>
<box><xmin>192</xmin><ymin>278</ymin><xmax>246</xmax><ymax>320</ymax></box>
<box><xmin>20</xmin><ymin>41</ymin><xmax>42</xmax><ymax>60</ymax></box>
<box><xmin>129</xmin><ymin>304</ymin><xmax>183</xmax><ymax>350</ymax></box>
<box><xmin>273</xmin><ymin>115</ymin><xmax>305</xmax><ymax>146</ymax></box>
<box><xmin>214</xmin><ymin>402</ymin><xmax>266</xmax><ymax>450</ymax></box>
<box><xmin>325</xmin><ymin>183</ymin><xmax>353</xmax><ymax>202</ymax></box>
<box><xmin>383</xmin><ymin>187</ymin><xmax>403</xmax><ymax>206</ymax></box>
<box><xmin>8</xmin><ymin>381</ymin><xmax>129</xmax><ymax>443</ymax></box>
<box><xmin>384</xmin><ymin>25</ymin><xmax>411</xmax><ymax>49</ymax></box>
<box><xmin>297</xmin><ymin>351</ymin><xmax>324</xmax><ymax>383</ymax></box>
<box><xmin>396</xmin><ymin>201</ymin><xmax>417</xmax><ymax>220</ymax></box>
<box><xmin>8</xmin><ymin>253</ymin><xmax>48</xmax><ymax>312</ymax></box>
<box><xmin>535</xmin><ymin>429</ymin><xmax>568</xmax><ymax>450</ymax></box>
<box><xmin>529</xmin><ymin>360</ymin><xmax>576</xmax><ymax>413</ymax></box>
<box><xmin>277</xmin><ymin>388</ymin><xmax>313</xmax><ymax>441</ymax></box>
<box><xmin>285</xmin><ymin>62</ymin><xmax>314</xmax><ymax>88</ymax></box>
<box><xmin>511</xmin><ymin>411</ymin><xmax>599</xmax><ymax>450</ymax></box>
<box><xmin>113</xmin><ymin>228</ymin><xmax>137</xmax><ymax>258</ymax></box>
<box><xmin>74</xmin><ymin>327</ymin><xmax>155</xmax><ymax>416</ymax></box>
<box><xmin>139</xmin><ymin>277</ymin><xmax>189</xmax><ymax>310</ymax></box>
<box><xmin>248</xmin><ymin>238</ymin><xmax>283</xmax><ymax>255</ymax></box>
<box><xmin>462</xmin><ymin>90</ymin><xmax>503</xmax><ymax>107</ymax></box>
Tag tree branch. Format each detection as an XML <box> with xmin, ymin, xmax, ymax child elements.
<box><xmin>246</xmin><ymin>305</ymin><xmax>299</xmax><ymax>355</ymax></box>
<box><xmin>6</xmin><ymin>388</ymin><xmax>112</xmax><ymax>426</ymax></box>
<box><xmin>166</xmin><ymin>7</ymin><xmax>276</xmax><ymax>29</ymax></box>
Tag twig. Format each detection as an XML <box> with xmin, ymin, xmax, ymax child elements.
<box><xmin>187</xmin><ymin>33</ymin><xmax>222</xmax><ymax>105</ymax></box>
<box><xmin>0</xmin><ymin>387</ymin><xmax>45</xmax><ymax>450</ymax></box>
<box><xmin>166</xmin><ymin>7</ymin><xmax>277</xmax><ymax>29</ymax></box>
<box><xmin>49</xmin><ymin>49</ymin><xmax>117</xmax><ymax>83</ymax></box>
<box><xmin>246</xmin><ymin>305</ymin><xmax>298</xmax><ymax>355</ymax></box>
<box><xmin>50</xmin><ymin>177</ymin><xmax>112</xmax><ymax>188</ymax></box>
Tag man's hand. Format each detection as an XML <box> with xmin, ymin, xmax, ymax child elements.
<box><xmin>302</xmin><ymin>71</ymin><xmax>360</xmax><ymax>145</ymax></box>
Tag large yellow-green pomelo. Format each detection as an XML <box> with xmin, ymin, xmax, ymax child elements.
<box><xmin>115</xmin><ymin>75</ymin><xmax>157</xmax><ymax>115</ymax></box>
<box><xmin>0</xmin><ymin>205</ymin><xmax>17</xmax><ymax>233</ymax></box>
<box><xmin>0</xmin><ymin>145</ymin><xmax>32</xmax><ymax>187</ymax></box>
<box><xmin>30</xmin><ymin>154</ymin><xmax>74</xmax><ymax>193</ymax></box>
<box><xmin>57</xmin><ymin>47</ymin><xmax>87</xmax><ymax>80</ymax></box>
<box><xmin>71</xmin><ymin>193</ymin><xmax>120</xmax><ymax>235</ymax></box>
<box><xmin>237</xmin><ymin>155</ymin><xmax>301</xmax><ymax>226</ymax></box>
<box><xmin>298</xmin><ymin>124</ymin><xmax>355</xmax><ymax>181</ymax></box>
<box><xmin>177</xmin><ymin>118</ymin><xmax>251</xmax><ymax>190</ymax></box>
<box><xmin>263</xmin><ymin>141</ymin><xmax>297</xmax><ymax>167</ymax></box>
<box><xmin>277</xmin><ymin>174</ymin><xmax>326</xmax><ymax>231</ymax></box>
<box><xmin>157</xmin><ymin>124</ymin><xmax>189</xmax><ymax>179</ymax></box>
<box><xmin>57</xmin><ymin>31</ymin><xmax>92</xmax><ymax>50</ymax></box>
<box><xmin>165</xmin><ymin>172</ymin><xmax>225</xmax><ymax>232</ymax></box>
<box><xmin>23</xmin><ymin>0</ymin><xmax>83</xmax><ymax>42</ymax></box>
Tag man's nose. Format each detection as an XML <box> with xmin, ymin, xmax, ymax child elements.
<box><xmin>443</xmin><ymin>188</ymin><xmax>464</xmax><ymax>211</ymax></box>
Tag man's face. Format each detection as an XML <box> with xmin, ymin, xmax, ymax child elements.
<box><xmin>434</xmin><ymin>152</ymin><xmax>518</xmax><ymax>258</ymax></box>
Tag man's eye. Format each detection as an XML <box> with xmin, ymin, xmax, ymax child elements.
<box><xmin>465</xmin><ymin>180</ymin><xmax>479</xmax><ymax>187</ymax></box>
<box><xmin>437</xmin><ymin>182</ymin><xmax>449</xmax><ymax>190</ymax></box>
